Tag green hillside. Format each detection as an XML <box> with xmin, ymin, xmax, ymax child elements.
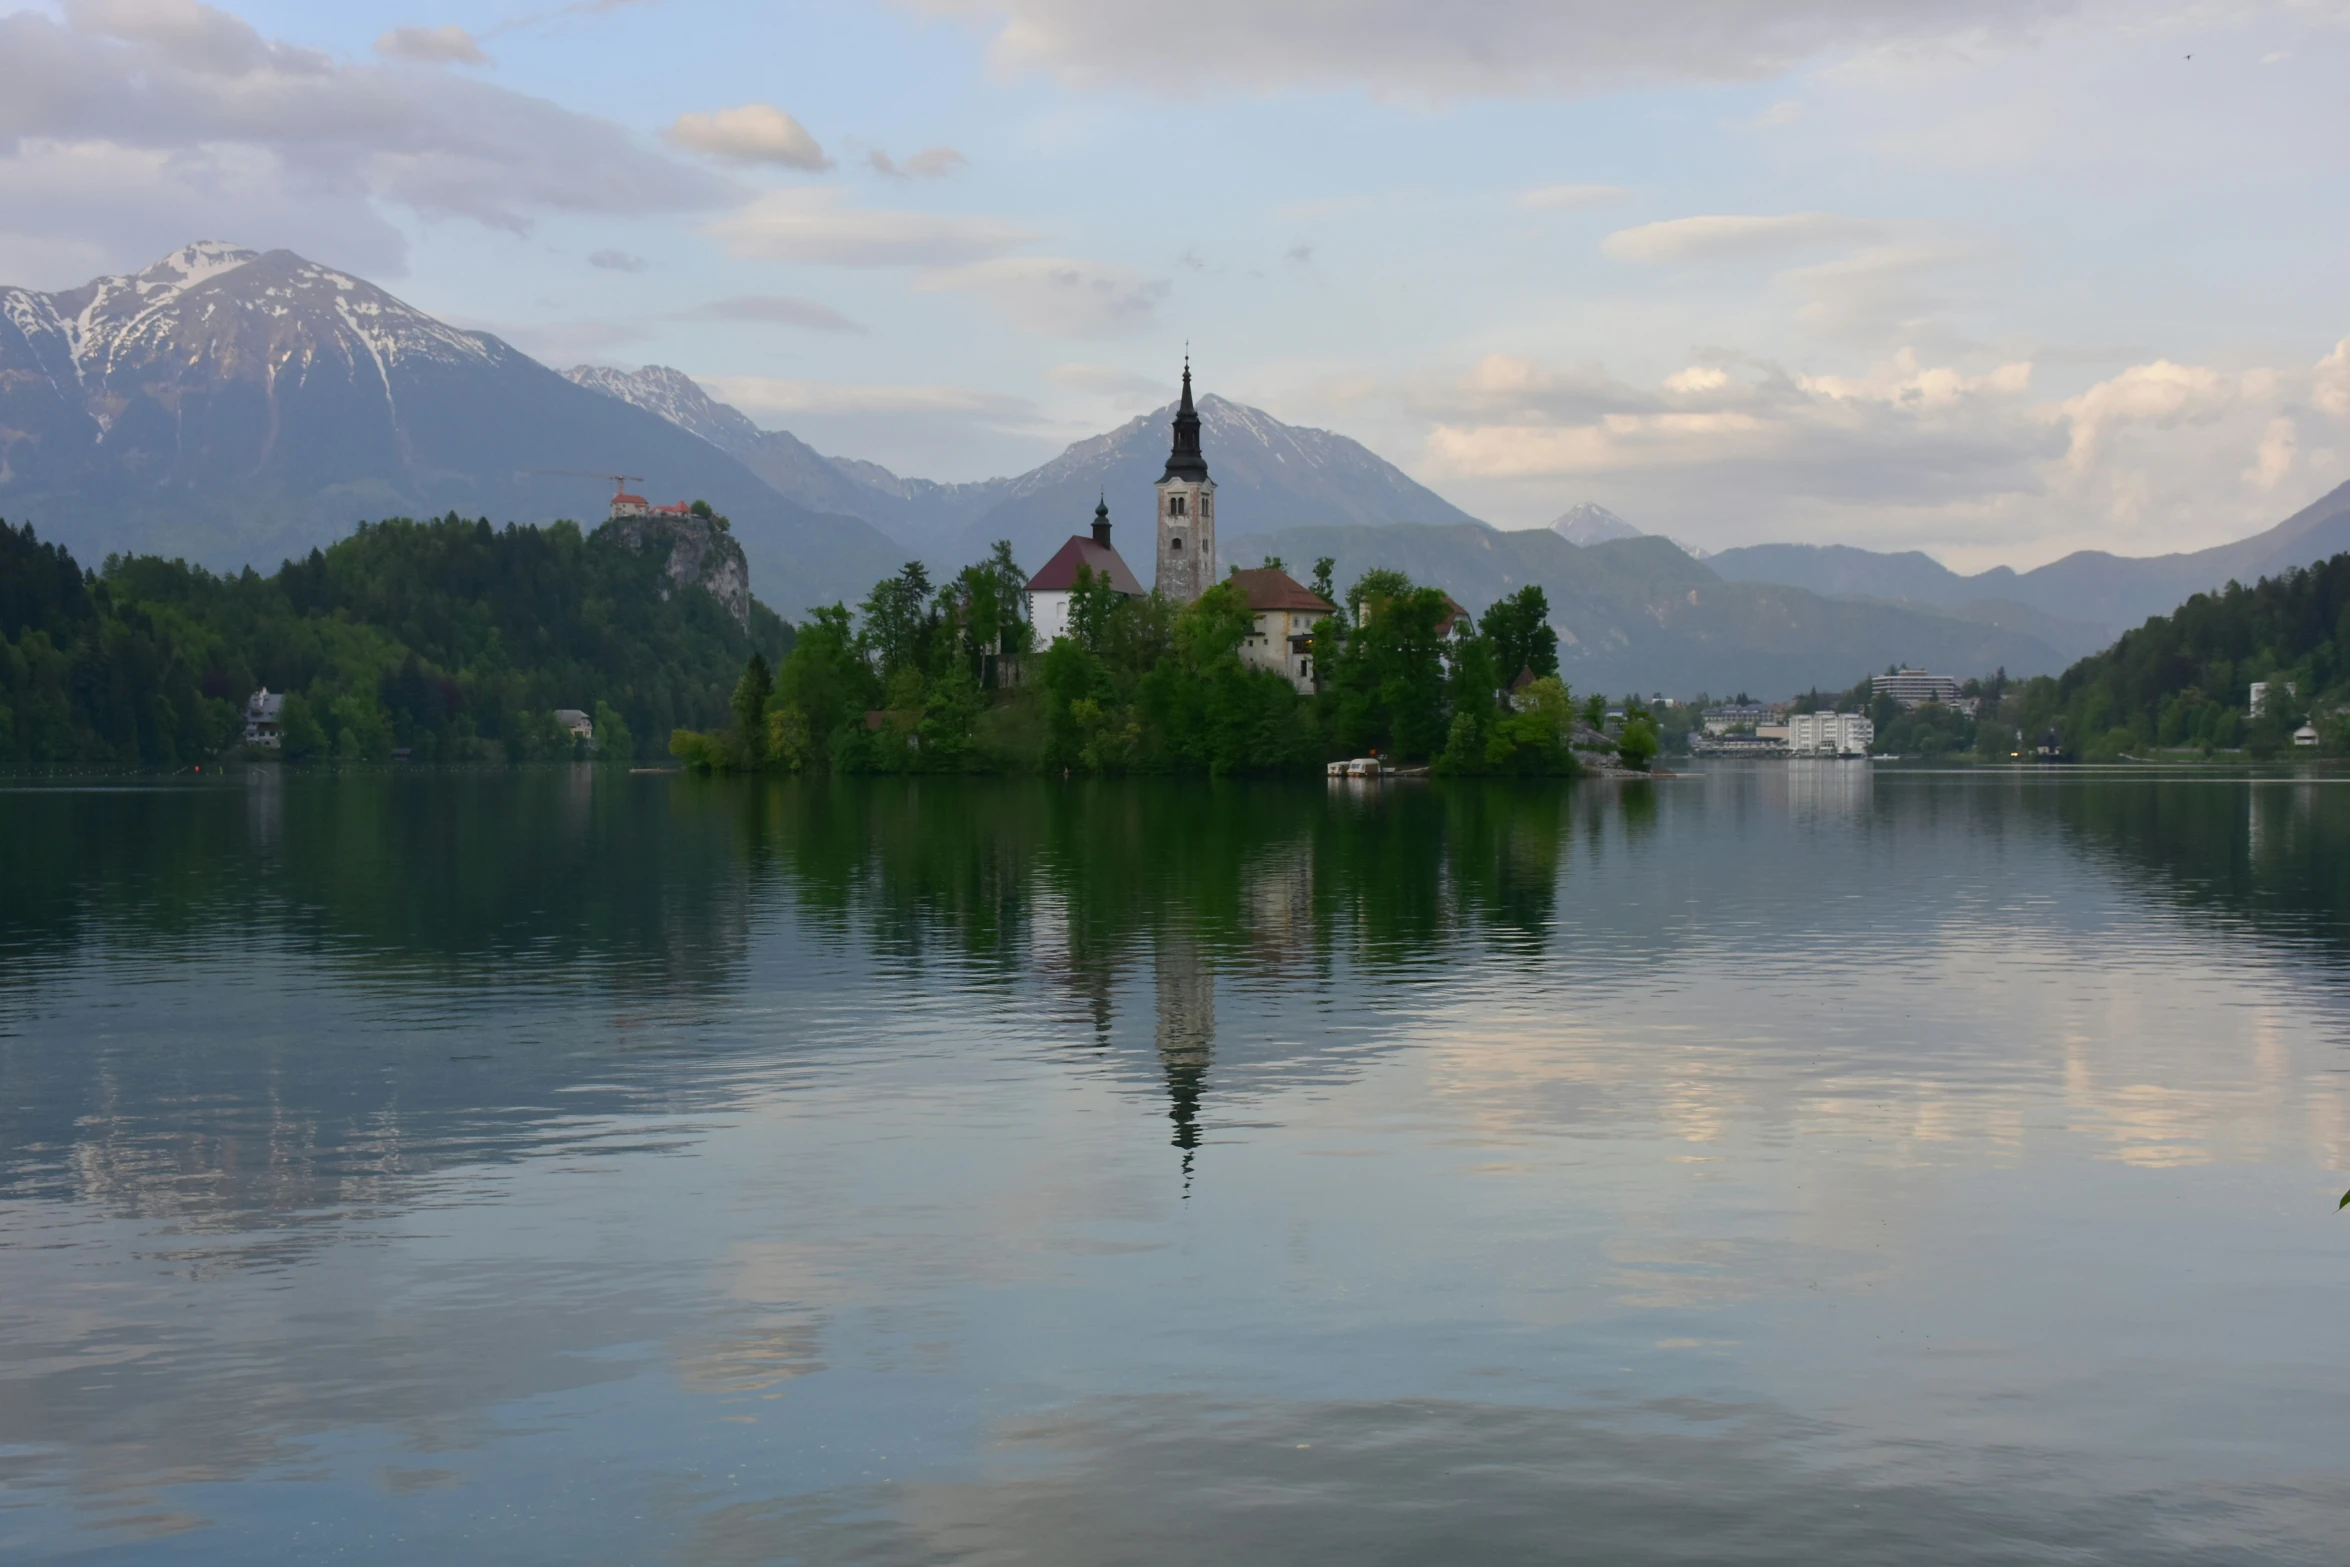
<box><xmin>2010</xmin><ymin>550</ymin><xmax>2350</xmax><ymax>759</ymax></box>
<box><xmin>0</xmin><ymin>515</ymin><xmax>789</xmax><ymax>770</ymax></box>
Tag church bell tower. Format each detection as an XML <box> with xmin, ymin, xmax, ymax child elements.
<box><xmin>1154</xmin><ymin>360</ymin><xmax>1215</xmax><ymax>602</ymax></box>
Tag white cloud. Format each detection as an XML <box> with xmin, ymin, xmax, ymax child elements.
<box><xmin>1662</xmin><ymin>365</ymin><xmax>1731</xmax><ymax>393</ymax></box>
<box><xmin>0</xmin><ymin>137</ymin><xmax>409</xmax><ymax>283</ymax></box>
<box><xmin>662</xmin><ymin>103</ymin><xmax>832</xmax><ymax>170</ymax></box>
<box><xmin>678</xmin><ymin>293</ymin><xmax>866</xmax><ymax>333</ymax></box>
<box><xmin>917</xmin><ymin>256</ymin><xmax>1168</xmax><ymax>337</ymax></box>
<box><xmin>869</xmin><ymin>145</ymin><xmax>969</xmax><ymax>178</ymax></box>
<box><xmin>2246</xmin><ymin>416</ymin><xmax>2297</xmax><ymax>490</ymax></box>
<box><xmin>706</xmin><ymin>188</ymin><xmax>1033</xmax><ymax>266</ymax></box>
<box><xmin>374</xmin><ymin>24</ymin><xmax>488</xmax><ymax>65</ymax></box>
<box><xmin>699</xmin><ymin>375</ymin><xmax>1032</xmax><ymax>419</ymax></box>
<box><xmin>910</xmin><ymin>0</ymin><xmax>2061</xmax><ymax>98</ymax></box>
<box><xmin>587</xmin><ymin>247</ymin><xmax>646</xmax><ymax>272</ymax></box>
<box><xmin>1413</xmin><ymin>335</ymin><xmax>2350</xmax><ymax>565</ymax></box>
<box><xmin>1603</xmin><ymin>212</ymin><xmax>1885</xmax><ymax>264</ymax></box>
<box><xmin>0</xmin><ymin>1</ymin><xmax>736</xmax><ymax>271</ymax></box>
<box><xmin>1777</xmin><ymin>243</ymin><xmax>1971</xmax><ymax>339</ymax></box>
<box><xmin>1517</xmin><ymin>183</ymin><xmax>1630</xmax><ymax>211</ymax></box>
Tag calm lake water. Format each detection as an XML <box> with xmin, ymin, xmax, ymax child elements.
<box><xmin>3</xmin><ymin>765</ymin><xmax>2349</xmax><ymax>1564</ymax></box>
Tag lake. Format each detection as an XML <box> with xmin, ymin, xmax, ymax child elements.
<box><xmin>3</xmin><ymin>765</ymin><xmax>2348</xmax><ymax>1564</ymax></box>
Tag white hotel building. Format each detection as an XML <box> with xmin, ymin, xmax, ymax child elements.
<box><xmin>1786</xmin><ymin>711</ymin><xmax>1874</xmax><ymax>756</ymax></box>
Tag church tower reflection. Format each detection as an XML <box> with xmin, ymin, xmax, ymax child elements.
<box><xmin>1153</xmin><ymin>931</ymin><xmax>1216</xmax><ymax>1189</ymax></box>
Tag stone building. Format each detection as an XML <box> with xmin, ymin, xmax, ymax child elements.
<box><xmin>1155</xmin><ymin>362</ymin><xmax>1216</xmax><ymax>602</ymax></box>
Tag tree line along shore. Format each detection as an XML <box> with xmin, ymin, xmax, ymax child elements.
<box><xmin>8</xmin><ymin>509</ymin><xmax>2350</xmax><ymax>774</ymax></box>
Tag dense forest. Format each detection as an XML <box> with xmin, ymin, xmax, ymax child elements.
<box><xmin>0</xmin><ymin>515</ymin><xmax>789</xmax><ymax>769</ymax></box>
<box><xmin>675</xmin><ymin>552</ymin><xmax>1600</xmax><ymax>778</ymax></box>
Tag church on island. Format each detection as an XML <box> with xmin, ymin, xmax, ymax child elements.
<box><xmin>1025</xmin><ymin>363</ymin><xmax>1336</xmax><ymax>694</ymax></box>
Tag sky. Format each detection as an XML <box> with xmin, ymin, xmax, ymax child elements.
<box><xmin>0</xmin><ymin>0</ymin><xmax>2345</xmax><ymax>570</ymax></box>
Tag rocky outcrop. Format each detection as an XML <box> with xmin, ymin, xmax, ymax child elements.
<box><xmin>598</xmin><ymin>511</ymin><xmax>750</xmax><ymax>631</ymax></box>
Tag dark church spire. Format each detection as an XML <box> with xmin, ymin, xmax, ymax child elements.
<box><xmin>1161</xmin><ymin>358</ymin><xmax>1209</xmax><ymax>483</ymax></box>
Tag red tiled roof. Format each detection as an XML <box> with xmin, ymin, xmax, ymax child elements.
<box><xmin>1026</xmin><ymin>535</ymin><xmax>1145</xmax><ymax>595</ymax></box>
<box><xmin>1227</xmin><ymin>567</ymin><xmax>1336</xmax><ymax>615</ymax></box>
<box><xmin>613</xmin><ymin>493</ymin><xmax>647</xmax><ymax>507</ymax></box>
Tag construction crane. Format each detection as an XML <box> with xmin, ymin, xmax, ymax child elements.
<box><xmin>517</xmin><ymin>469</ymin><xmax>645</xmax><ymax>504</ymax></box>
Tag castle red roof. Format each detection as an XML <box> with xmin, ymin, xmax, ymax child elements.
<box><xmin>1026</xmin><ymin>534</ymin><xmax>1145</xmax><ymax>596</ymax></box>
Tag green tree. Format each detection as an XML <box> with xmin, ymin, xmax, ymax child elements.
<box><xmin>1478</xmin><ymin>585</ymin><xmax>1559</xmax><ymax>682</ymax></box>
<box><xmin>592</xmin><ymin>699</ymin><xmax>633</xmax><ymax>762</ymax></box>
<box><xmin>1615</xmin><ymin>714</ymin><xmax>1660</xmax><ymax>772</ymax></box>
<box><xmin>279</xmin><ymin>693</ymin><xmax>328</xmax><ymax>760</ymax></box>
<box><xmin>860</xmin><ymin>562</ymin><xmax>936</xmax><ymax>682</ymax></box>
<box><xmin>770</xmin><ymin>603</ymin><xmax>875</xmax><ymax>768</ymax></box>
<box><xmin>1322</xmin><ymin>577</ymin><xmax>1452</xmax><ymax>761</ymax></box>
<box><xmin>732</xmin><ymin>652</ymin><xmax>772</xmax><ymax>766</ymax></box>
<box><xmin>1309</xmin><ymin>557</ymin><xmax>1336</xmax><ymax>604</ymax></box>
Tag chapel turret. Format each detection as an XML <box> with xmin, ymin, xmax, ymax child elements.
<box><xmin>1155</xmin><ymin>361</ymin><xmax>1215</xmax><ymax>602</ymax></box>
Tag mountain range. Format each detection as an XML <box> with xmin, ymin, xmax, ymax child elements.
<box><xmin>0</xmin><ymin>243</ymin><xmax>901</xmax><ymax>613</ymax></box>
<box><xmin>1705</xmin><ymin>480</ymin><xmax>2350</xmax><ymax>641</ymax></box>
<box><xmin>565</xmin><ymin>362</ymin><xmax>1480</xmax><ymax>575</ymax></box>
<box><xmin>8</xmin><ymin>242</ymin><xmax>2350</xmax><ymax>698</ymax></box>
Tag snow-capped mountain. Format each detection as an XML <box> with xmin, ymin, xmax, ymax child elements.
<box><xmin>0</xmin><ymin>245</ymin><xmax>900</xmax><ymax>609</ymax></box>
<box><xmin>566</xmin><ymin>363</ymin><xmax>762</xmax><ymax>452</ymax></box>
<box><xmin>1550</xmin><ymin>502</ymin><xmax>1640</xmax><ymax>546</ymax></box>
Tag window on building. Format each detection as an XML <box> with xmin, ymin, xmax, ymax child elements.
<box><xmin>1170</xmin><ymin>536</ymin><xmax>1183</xmax><ymax>551</ymax></box>
<box><xmin>1168</xmin><ymin>495</ymin><xmax>1187</xmax><ymax>517</ymax></box>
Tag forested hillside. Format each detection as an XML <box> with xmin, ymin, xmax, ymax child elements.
<box><xmin>2021</xmin><ymin>551</ymin><xmax>2350</xmax><ymax>758</ymax></box>
<box><xmin>0</xmin><ymin>516</ymin><xmax>789</xmax><ymax>770</ymax></box>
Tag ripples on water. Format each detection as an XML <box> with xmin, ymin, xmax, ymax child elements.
<box><xmin>2</xmin><ymin>766</ymin><xmax>2348</xmax><ymax>1563</ymax></box>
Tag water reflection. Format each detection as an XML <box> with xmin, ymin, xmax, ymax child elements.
<box><xmin>3</xmin><ymin>767</ymin><xmax>2350</xmax><ymax>1561</ymax></box>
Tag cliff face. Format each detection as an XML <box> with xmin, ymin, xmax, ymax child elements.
<box><xmin>598</xmin><ymin>512</ymin><xmax>751</xmax><ymax>631</ymax></box>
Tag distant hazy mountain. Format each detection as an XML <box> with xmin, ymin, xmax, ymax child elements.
<box><xmin>1709</xmin><ymin>479</ymin><xmax>2350</xmax><ymax>642</ymax></box>
<box><xmin>0</xmin><ymin>243</ymin><xmax>900</xmax><ymax>610</ymax></box>
<box><xmin>1227</xmin><ymin>524</ymin><xmax>2070</xmax><ymax>698</ymax></box>
<box><xmin>1551</xmin><ymin>502</ymin><xmax>1641</xmax><ymax>546</ymax></box>
<box><xmin>947</xmin><ymin>393</ymin><xmax>1483</xmax><ymax>578</ymax></box>
<box><xmin>575</xmin><ymin>369</ymin><xmax>1488</xmax><ymax>584</ymax></box>
<box><xmin>564</xmin><ymin>364</ymin><xmax>1007</xmax><ymax>554</ymax></box>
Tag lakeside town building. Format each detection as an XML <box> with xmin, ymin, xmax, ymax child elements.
<box><xmin>242</xmin><ymin>688</ymin><xmax>285</xmax><ymax>748</ymax></box>
<box><xmin>1787</xmin><ymin>710</ymin><xmax>1875</xmax><ymax>756</ymax></box>
<box><xmin>1872</xmin><ymin>668</ymin><xmax>1963</xmax><ymax>708</ymax></box>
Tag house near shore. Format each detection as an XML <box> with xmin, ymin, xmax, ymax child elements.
<box><xmin>243</xmin><ymin>688</ymin><xmax>285</xmax><ymax>749</ymax></box>
<box><xmin>1227</xmin><ymin>567</ymin><xmax>1335</xmax><ymax>694</ymax></box>
<box><xmin>554</xmin><ymin>709</ymin><xmax>594</xmax><ymax>744</ymax></box>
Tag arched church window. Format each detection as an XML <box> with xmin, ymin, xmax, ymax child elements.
<box><xmin>1169</xmin><ymin>495</ymin><xmax>1187</xmax><ymax>517</ymax></box>
<box><xmin>1170</xmin><ymin>536</ymin><xmax>1184</xmax><ymax>551</ymax></box>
